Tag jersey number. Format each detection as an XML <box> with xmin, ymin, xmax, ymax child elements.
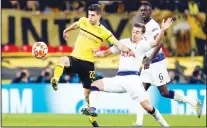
<box><xmin>159</xmin><ymin>73</ymin><xmax>163</xmax><ymax>83</ymax></box>
<box><xmin>89</xmin><ymin>71</ymin><xmax>95</xmax><ymax>80</ymax></box>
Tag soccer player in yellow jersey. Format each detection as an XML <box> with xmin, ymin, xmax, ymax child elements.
<box><xmin>51</xmin><ymin>4</ymin><xmax>132</xmax><ymax>127</ymax></box>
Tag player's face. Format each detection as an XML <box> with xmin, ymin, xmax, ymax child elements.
<box><xmin>139</xmin><ymin>5</ymin><xmax>151</xmax><ymax>20</ymax></box>
<box><xmin>88</xmin><ymin>11</ymin><xmax>101</xmax><ymax>25</ymax></box>
<box><xmin>132</xmin><ymin>27</ymin><xmax>143</xmax><ymax>42</ymax></box>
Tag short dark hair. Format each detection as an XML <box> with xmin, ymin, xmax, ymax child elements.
<box><xmin>133</xmin><ymin>23</ymin><xmax>146</xmax><ymax>33</ymax></box>
<box><xmin>88</xmin><ymin>4</ymin><xmax>103</xmax><ymax>15</ymax></box>
<box><xmin>140</xmin><ymin>1</ymin><xmax>152</xmax><ymax>9</ymax></box>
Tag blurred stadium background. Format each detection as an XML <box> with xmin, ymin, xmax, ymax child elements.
<box><xmin>1</xmin><ymin>0</ymin><xmax>206</xmax><ymax>126</ymax></box>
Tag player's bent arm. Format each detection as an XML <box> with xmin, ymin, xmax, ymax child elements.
<box><xmin>106</xmin><ymin>33</ymin><xmax>132</xmax><ymax>53</ymax></box>
<box><xmin>63</xmin><ymin>22</ymin><xmax>79</xmax><ymax>33</ymax></box>
<box><xmin>94</xmin><ymin>45</ymin><xmax>120</xmax><ymax>57</ymax></box>
<box><xmin>113</xmin><ymin>39</ymin><xmax>132</xmax><ymax>53</ymax></box>
<box><xmin>150</xmin><ymin>29</ymin><xmax>165</xmax><ymax>48</ymax></box>
<box><xmin>94</xmin><ymin>49</ymin><xmax>113</xmax><ymax>57</ymax></box>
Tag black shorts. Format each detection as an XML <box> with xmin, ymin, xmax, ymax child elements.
<box><xmin>64</xmin><ymin>56</ymin><xmax>95</xmax><ymax>89</ymax></box>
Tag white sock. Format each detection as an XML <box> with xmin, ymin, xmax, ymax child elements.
<box><xmin>89</xmin><ymin>91</ymin><xmax>99</xmax><ymax>109</ymax></box>
<box><xmin>152</xmin><ymin>108</ymin><xmax>169</xmax><ymax>127</ymax></box>
<box><xmin>136</xmin><ymin>103</ymin><xmax>144</xmax><ymax>126</ymax></box>
<box><xmin>174</xmin><ymin>91</ymin><xmax>197</xmax><ymax>107</ymax></box>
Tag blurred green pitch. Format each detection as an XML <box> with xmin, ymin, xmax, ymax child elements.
<box><xmin>2</xmin><ymin>114</ymin><xmax>206</xmax><ymax>126</ymax></box>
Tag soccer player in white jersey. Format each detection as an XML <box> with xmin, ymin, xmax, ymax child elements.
<box><xmin>134</xmin><ymin>2</ymin><xmax>203</xmax><ymax>126</ymax></box>
<box><xmin>81</xmin><ymin>18</ymin><xmax>174</xmax><ymax>127</ymax></box>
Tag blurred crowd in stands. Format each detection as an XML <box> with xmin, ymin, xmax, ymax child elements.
<box><xmin>2</xmin><ymin>0</ymin><xmax>206</xmax><ymax>14</ymax></box>
<box><xmin>12</xmin><ymin>68</ymin><xmax>104</xmax><ymax>84</ymax></box>
<box><xmin>11</xmin><ymin>65</ymin><xmax>206</xmax><ymax>84</ymax></box>
<box><xmin>11</xmin><ymin>60</ymin><xmax>206</xmax><ymax>84</ymax></box>
<box><xmin>11</xmin><ymin>61</ymin><xmax>104</xmax><ymax>84</ymax></box>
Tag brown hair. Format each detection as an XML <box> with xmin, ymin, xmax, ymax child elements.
<box><xmin>133</xmin><ymin>23</ymin><xmax>146</xmax><ymax>33</ymax></box>
<box><xmin>88</xmin><ymin>4</ymin><xmax>103</xmax><ymax>15</ymax></box>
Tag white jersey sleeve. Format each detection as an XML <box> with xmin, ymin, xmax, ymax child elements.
<box><xmin>109</xmin><ymin>39</ymin><xmax>128</xmax><ymax>54</ymax></box>
<box><xmin>140</xmin><ymin>39</ymin><xmax>151</xmax><ymax>53</ymax></box>
<box><xmin>151</xmin><ymin>24</ymin><xmax>160</xmax><ymax>38</ymax></box>
<box><xmin>109</xmin><ymin>45</ymin><xmax>120</xmax><ymax>54</ymax></box>
<box><xmin>145</xmin><ymin>19</ymin><xmax>163</xmax><ymax>57</ymax></box>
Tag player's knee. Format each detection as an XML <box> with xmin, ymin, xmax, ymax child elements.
<box><xmin>140</xmin><ymin>99</ymin><xmax>153</xmax><ymax>113</ymax></box>
<box><xmin>160</xmin><ymin>90</ymin><xmax>169</xmax><ymax>97</ymax></box>
<box><xmin>91</xmin><ymin>80</ymin><xmax>104</xmax><ymax>91</ymax></box>
<box><xmin>145</xmin><ymin>104</ymin><xmax>154</xmax><ymax>113</ymax></box>
<box><xmin>59</xmin><ymin>56</ymin><xmax>69</xmax><ymax>66</ymax></box>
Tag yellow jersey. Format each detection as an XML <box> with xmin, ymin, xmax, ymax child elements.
<box><xmin>71</xmin><ymin>17</ymin><xmax>117</xmax><ymax>62</ymax></box>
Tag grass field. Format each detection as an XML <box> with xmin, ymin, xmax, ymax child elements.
<box><xmin>2</xmin><ymin>114</ymin><xmax>206</xmax><ymax>126</ymax></box>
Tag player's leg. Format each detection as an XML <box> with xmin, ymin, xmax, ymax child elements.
<box><xmin>81</xmin><ymin>76</ymin><xmax>126</xmax><ymax>116</ymax></box>
<box><xmin>51</xmin><ymin>56</ymin><xmax>70</xmax><ymax>90</ymax></box>
<box><xmin>140</xmin><ymin>99</ymin><xmax>169</xmax><ymax>126</ymax></box>
<box><xmin>78</xmin><ymin>62</ymin><xmax>99</xmax><ymax>127</ymax></box>
<box><xmin>143</xmin><ymin>83</ymin><xmax>151</xmax><ymax>90</ymax></box>
<box><xmin>78</xmin><ymin>61</ymin><xmax>95</xmax><ymax>107</ymax></box>
<box><xmin>128</xmin><ymin>79</ymin><xmax>168</xmax><ymax>127</ymax></box>
<box><xmin>136</xmin><ymin>69</ymin><xmax>153</xmax><ymax>126</ymax></box>
<box><xmin>153</xmin><ymin>60</ymin><xmax>202</xmax><ymax>118</ymax></box>
<box><xmin>158</xmin><ymin>84</ymin><xmax>202</xmax><ymax>118</ymax></box>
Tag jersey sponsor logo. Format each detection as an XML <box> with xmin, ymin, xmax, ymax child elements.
<box><xmin>79</xmin><ymin>31</ymin><xmax>99</xmax><ymax>44</ymax></box>
<box><xmin>121</xmin><ymin>52</ymin><xmax>135</xmax><ymax>58</ymax></box>
<box><xmin>80</xmin><ymin>28</ymin><xmax>103</xmax><ymax>42</ymax></box>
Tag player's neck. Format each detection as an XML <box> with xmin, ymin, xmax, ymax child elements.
<box><xmin>143</xmin><ymin>17</ymin><xmax>151</xmax><ymax>24</ymax></box>
<box><xmin>93</xmin><ymin>21</ymin><xmax>101</xmax><ymax>26</ymax></box>
<box><xmin>131</xmin><ymin>38</ymin><xmax>140</xmax><ymax>44</ymax></box>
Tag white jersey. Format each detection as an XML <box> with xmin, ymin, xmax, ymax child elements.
<box><xmin>110</xmin><ymin>38</ymin><xmax>151</xmax><ymax>72</ymax></box>
<box><xmin>144</xmin><ymin>18</ymin><xmax>164</xmax><ymax>57</ymax></box>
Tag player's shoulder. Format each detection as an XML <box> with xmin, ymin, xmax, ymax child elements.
<box><xmin>148</xmin><ymin>18</ymin><xmax>160</xmax><ymax>27</ymax></box>
<box><xmin>78</xmin><ymin>17</ymin><xmax>88</xmax><ymax>23</ymax></box>
<box><xmin>100</xmin><ymin>25</ymin><xmax>110</xmax><ymax>32</ymax></box>
<box><xmin>149</xmin><ymin>18</ymin><xmax>159</xmax><ymax>25</ymax></box>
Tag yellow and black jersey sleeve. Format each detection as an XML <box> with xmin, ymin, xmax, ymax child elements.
<box><xmin>77</xmin><ymin>17</ymin><xmax>87</xmax><ymax>27</ymax></box>
<box><xmin>103</xmin><ymin>30</ymin><xmax>117</xmax><ymax>44</ymax></box>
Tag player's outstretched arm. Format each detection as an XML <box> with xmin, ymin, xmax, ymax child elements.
<box><xmin>142</xmin><ymin>18</ymin><xmax>173</xmax><ymax>66</ymax></box>
<box><xmin>63</xmin><ymin>22</ymin><xmax>79</xmax><ymax>41</ymax></box>
<box><xmin>150</xmin><ymin>18</ymin><xmax>173</xmax><ymax>48</ymax></box>
<box><xmin>93</xmin><ymin>49</ymin><xmax>113</xmax><ymax>57</ymax></box>
<box><xmin>113</xmin><ymin>39</ymin><xmax>134</xmax><ymax>56</ymax></box>
<box><xmin>93</xmin><ymin>45</ymin><xmax>120</xmax><ymax>57</ymax></box>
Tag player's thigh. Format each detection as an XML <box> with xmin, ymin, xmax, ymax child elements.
<box><xmin>63</xmin><ymin>56</ymin><xmax>76</xmax><ymax>74</ymax></box>
<box><xmin>78</xmin><ymin>61</ymin><xmax>95</xmax><ymax>89</ymax></box>
<box><xmin>151</xmin><ymin>60</ymin><xmax>171</xmax><ymax>86</ymax></box>
<box><xmin>124</xmin><ymin>76</ymin><xmax>148</xmax><ymax>102</ymax></box>
<box><xmin>102</xmin><ymin>76</ymin><xmax>126</xmax><ymax>93</ymax></box>
<box><xmin>59</xmin><ymin>56</ymin><xmax>70</xmax><ymax>67</ymax></box>
<box><xmin>140</xmin><ymin>67</ymin><xmax>153</xmax><ymax>84</ymax></box>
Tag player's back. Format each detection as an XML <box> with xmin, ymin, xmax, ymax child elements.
<box><xmin>71</xmin><ymin>17</ymin><xmax>114</xmax><ymax>63</ymax></box>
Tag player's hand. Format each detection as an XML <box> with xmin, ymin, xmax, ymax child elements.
<box><xmin>142</xmin><ymin>57</ymin><xmax>151</xmax><ymax>69</ymax></box>
<box><xmin>161</xmin><ymin>18</ymin><xmax>173</xmax><ymax>30</ymax></box>
<box><xmin>127</xmin><ymin>49</ymin><xmax>135</xmax><ymax>57</ymax></box>
<box><xmin>92</xmin><ymin>49</ymin><xmax>99</xmax><ymax>57</ymax></box>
